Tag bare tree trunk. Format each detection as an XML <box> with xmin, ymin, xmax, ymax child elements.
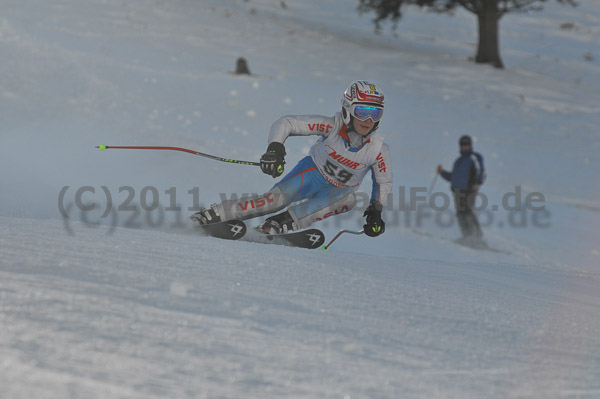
<box><xmin>475</xmin><ymin>1</ymin><xmax>504</xmax><ymax>69</ymax></box>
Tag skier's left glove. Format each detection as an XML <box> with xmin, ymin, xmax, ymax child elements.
<box><xmin>260</xmin><ymin>142</ymin><xmax>286</xmax><ymax>178</ymax></box>
<box><xmin>363</xmin><ymin>201</ymin><xmax>385</xmax><ymax>237</ymax></box>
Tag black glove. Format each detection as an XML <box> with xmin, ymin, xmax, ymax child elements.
<box><xmin>363</xmin><ymin>201</ymin><xmax>385</xmax><ymax>237</ymax></box>
<box><xmin>260</xmin><ymin>142</ymin><xmax>286</xmax><ymax>178</ymax></box>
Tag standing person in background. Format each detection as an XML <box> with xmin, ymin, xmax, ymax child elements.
<box><xmin>437</xmin><ymin>135</ymin><xmax>486</xmax><ymax>240</ymax></box>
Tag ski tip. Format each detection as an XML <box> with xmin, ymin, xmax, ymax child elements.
<box><xmin>96</xmin><ymin>144</ymin><xmax>107</xmax><ymax>151</ymax></box>
<box><xmin>321</xmin><ymin>245</ymin><xmax>329</xmax><ymax>251</ymax></box>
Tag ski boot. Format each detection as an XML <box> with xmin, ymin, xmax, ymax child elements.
<box><xmin>257</xmin><ymin>211</ymin><xmax>297</xmax><ymax>235</ymax></box>
<box><xmin>191</xmin><ymin>203</ymin><xmax>222</xmax><ymax>225</ymax></box>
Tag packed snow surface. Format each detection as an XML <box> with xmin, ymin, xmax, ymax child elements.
<box><xmin>1</xmin><ymin>0</ymin><xmax>599</xmax><ymax>398</ymax></box>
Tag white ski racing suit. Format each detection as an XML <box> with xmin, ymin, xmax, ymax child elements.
<box><xmin>216</xmin><ymin>112</ymin><xmax>393</xmax><ymax>228</ymax></box>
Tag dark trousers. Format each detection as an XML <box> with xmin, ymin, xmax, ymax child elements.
<box><xmin>452</xmin><ymin>189</ymin><xmax>482</xmax><ymax>238</ymax></box>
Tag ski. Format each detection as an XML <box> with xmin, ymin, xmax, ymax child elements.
<box><xmin>411</xmin><ymin>229</ymin><xmax>511</xmax><ymax>255</ymax></box>
<box><xmin>197</xmin><ymin>219</ymin><xmax>247</xmax><ymax>241</ymax></box>
<box><xmin>258</xmin><ymin>228</ymin><xmax>325</xmax><ymax>249</ymax></box>
<box><xmin>453</xmin><ymin>237</ymin><xmax>510</xmax><ymax>254</ymax></box>
<box><xmin>192</xmin><ymin>215</ymin><xmax>325</xmax><ymax>249</ymax></box>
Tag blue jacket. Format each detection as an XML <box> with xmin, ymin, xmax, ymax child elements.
<box><xmin>441</xmin><ymin>150</ymin><xmax>485</xmax><ymax>190</ymax></box>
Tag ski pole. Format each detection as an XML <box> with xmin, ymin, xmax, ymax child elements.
<box><xmin>321</xmin><ymin>229</ymin><xmax>364</xmax><ymax>251</ymax></box>
<box><xmin>95</xmin><ymin>144</ymin><xmax>260</xmax><ymax>167</ymax></box>
<box><xmin>427</xmin><ymin>172</ymin><xmax>439</xmax><ymax>197</ymax></box>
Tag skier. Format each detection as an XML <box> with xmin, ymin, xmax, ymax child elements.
<box><xmin>437</xmin><ymin>135</ymin><xmax>486</xmax><ymax>239</ymax></box>
<box><xmin>192</xmin><ymin>80</ymin><xmax>393</xmax><ymax>237</ymax></box>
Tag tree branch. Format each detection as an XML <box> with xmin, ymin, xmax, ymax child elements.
<box><xmin>454</xmin><ymin>0</ymin><xmax>478</xmax><ymax>14</ymax></box>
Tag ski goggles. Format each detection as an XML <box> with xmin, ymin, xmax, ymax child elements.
<box><xmin>352</xmin><ymin>105</ymin><xmax>384</xmax><ymax>122</ymax></box>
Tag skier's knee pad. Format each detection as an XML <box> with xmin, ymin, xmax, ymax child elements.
<box><xmin>289</xmin><ymin>188</ymin><xmax>356</xmax><ymax>229</ymax></box>
<box><xmin>218</xmin><ymin>186</ymin><xmax>289</xmax><ymax>220</ymax></box>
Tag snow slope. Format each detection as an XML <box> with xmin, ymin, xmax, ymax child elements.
<box><xmin>2</xmin><ymin>217</ymin><xmax>600</xmax><ymax>399</ymax></box>
<box><xmin>1</xmin><ymin>0</ymin><xmax>599</xmax><ymax>269</ymax></box>
<box><xmin>1</xmin><ymin>0</ymin><xmax>599</xmax><ymax>397</ymax></box>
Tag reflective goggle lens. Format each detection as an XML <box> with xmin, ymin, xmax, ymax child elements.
<box><xmin>352</xmin><ymin>105</ymin><xmax>383</xmax><ymax>122</ymax></box>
